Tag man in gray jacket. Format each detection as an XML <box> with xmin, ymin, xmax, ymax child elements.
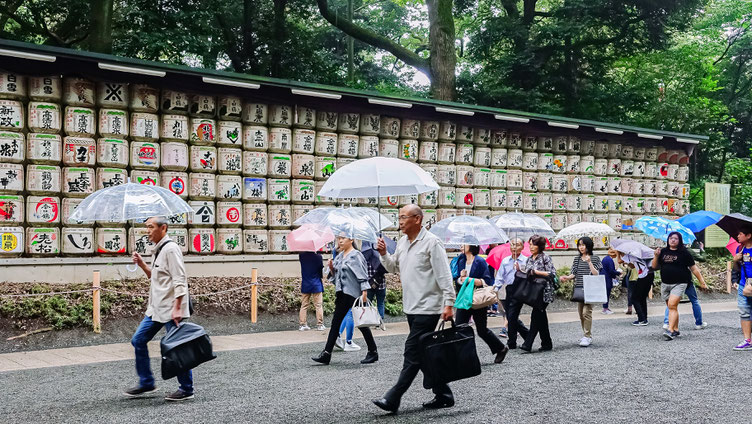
<box><xmin>373</xmin><ymin>204</ymin><xmax>456</xmax><ymax>413</ymax></box>
<box><xmin>124</xmin><ymin>216</ymin><xmax>193</xmax><ymax>401</ymax></box>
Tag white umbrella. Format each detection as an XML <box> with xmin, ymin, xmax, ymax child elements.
<box><xmin>69</xmin><ymin>182</ymin><xmax>192</xmax><ymax>223</ymax></box>
<box><xmin>293</xmin><ymin>207</ymin><xmax>392</xmax><ymax>243</ymax></box>
<box><xmin>489</xmin><ymin>212</ymin><xmax>556</xmax><ymax>239</ymax></box>
<box><xmin>557</xmin><ymin>222</ymin><xmax>617</xmax><ymax>240</ymax></box>
<box><xmin>610</xmin><ymin>238</ymin><xmax>654</xmax><ymax>259</ymax></box>
<box><xmin>430</xmin><ymin>215</ymin><xmax>509</xmax><ymax>246</ymax></box>
<box><xmin>318</xmin><ymin>157</ymin><xmax>439</xmax><ymax>198</ymax></box>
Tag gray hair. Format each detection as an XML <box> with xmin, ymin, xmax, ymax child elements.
<box><xmin>510</xmin><ymin>238</ymin><xmax>524</xmax><ymax>245</ymax></box>
<box><xmin>149</xmin><ymin>216</ymin><xmax>169</xmax><ymax>228</ymax></box>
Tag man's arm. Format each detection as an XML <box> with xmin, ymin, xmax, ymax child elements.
<box><xmin>166</xmin><ymin>247</ymin><xmax>188</xmax><ymax>323</ymax></box>
<box><xmin>379</xmin><ymin>248</ymin><xmax>399</xmax><ymax>274</ymax></box>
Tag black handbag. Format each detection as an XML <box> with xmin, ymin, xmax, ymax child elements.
<box><xmin>160</xmin><ymin>322</ymin><xmax>216</xmax><ymax>380</ymax></box>
<box><xmin>513</xmin><ymin>272</ymin><xmax>547</xmax><ymax>308</ymax></box>
<box><xmin>571</xmin><ymin>285</ymin><xmax>584</xmax><ymax>303</ymax></box>
<box><xmin>419</xmin><ymin>319</ymin><xmax>481</xmax><ymax>389</ymax></box>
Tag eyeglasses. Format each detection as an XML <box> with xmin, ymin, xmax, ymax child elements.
<box><xmin>398</xmin><ymin>214</ymin><xmax>418</xmax><ymax>220</ymax></box>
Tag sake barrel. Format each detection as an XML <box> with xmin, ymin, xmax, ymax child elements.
<box><xmin>620</xmin><ymin>160</ymin><xmax>635</xmax><ymax>177</ymax></box>
<box><xmin>645</xmin><ymin>163</ymin><xmax>658</xmax><ymax>179</ymax></box>
<box><xmin>401</xmin><ymin>119</ymin><xmax>421</xmax><ymax>139</ymax></box>
<box><xmin>680</xmin><ymin>184</ymin><xmax>690</xmax><ymax>199</ymax></box>
<box><xmin>292</xmin><ymin>154</ymin><xmax>314</xmax><ymax>179</ymax></box>
<box><xmin>438</xmin><ymin>142</ymin><xmax>456</xmax><ymax>164</ymax></box>
<box><xmin>95</xmin><ymin>110</ymin><xmax>127</xmax><ymax>140</ymax></box>
<box><xmin>523</xmin><ymin>192</ymin><xmax>538</xmax><ymax>212</ymax></box>
<box><xmin>338</xmin><ymin>134</ymin><xmax>360</xmax><ymax>158</ymax></box>
<box><xmin>291</xmin><ymin>179</ymin><xmax>315</xmax><ymax>204</ymax></box>
<box><xmin>455</xmin><ymin>144</ymin><xmax>473</xmax><ymax>165</ymax></box>
<box><xmin>25</xmin><ymin>164</ymin><xmax>58</xmax><ymax>194</ymax></box>
<box><xmin>550</xmin><ymin>154</ymin><xmax>566</xmax><ymax>174</ymax></box>
<box><xmin>243</xmin><ymin>103</ymin><xmax>268</xmax><ymax>125</ymax></box>
<box><xmin>167</xmin><ymin>228</ymin><xmax>189</xmax><ymax>253</ymax></box>
<box><xmin>375</xmin><ymin>138</ymin><xmax>398</xmax><ymax>158</ymax></box>
<box><xmin>582</xmin><ymin>174</ymin><xmax>595</xmax><ymax>193</ymax></box>
<box><xmin>566</xmin><ymin>194</ymin><xmax>582</xmax><ymax>212</ymax></box>
<box><xmin>268</xmin><ymin>204</ymin><xmax>293</xmax><ymax>228</ymax></box>
<box><xmin>436</xmin><ymin>209</ymin><xmax>458</xmax><ymax>223</ymax></box>
<box><xmin>96</xmin><ymin>168</ymin><xmax>127</xmax><ymax>190</ymax></box>
<box><xmin>336</xmin><ymin>158</ymin><xmax>355</xmax><ymax>170</ymax></box>
<box><xmin>63</xmin><ymin>106</ymin><xmax>96</xmax><ymax>137</ymax></box>
<box><xmin>63</xmin><ymin>77</ymin><xmax>95</xmax><ymax>106</ymax></box>
<box><xmin>567</xmin><ymin>175</ymin><xmax>582</xmax><ymax>192</ymax></box>
<box><xmin>160</xmin><ymin>142</ymin><xmax>188</xmax><ymax>171</ymax></box>
<box><xmin>532</xmin><ymin>153</ymin><xmax>552</xmax><ymax>172</ymax></box>
<box><xmin>552</xmin><ymin>193</ymin><xmax>566</xmax><ymax>211</ymax></box>
<box><xmin>457</xmin><ymin>125</ymin><xmax>474</xmax><ymax>143</ymax></box>
<box><xmin>576</xmin><ymin>156</ymin><xmax>594</xmax><ymax>175</ymax></box>
<box><xmin>358</xmin><ymin>136</ymin><xmax>380</xmax><ymax>159</ymax></box>
<box><xmin>292</xmin><ymin>129</ymin><xmax>316</xmax><ymax>154</ymax></box>
<box><xmin>550</xmin><ymin>136</ymin><xmax>566</xmax><ymax>154</ymax></box>
<box><xmin>189</xmin><ymin>145</ymin><xmax>217</xmax><ymax>173</ymax></box>
<box><xmin>592</xmin><ymin>176</ymin><xmax>608</xmax><ymax>195</ymax></box>
<box><xmin>419</xmin><ymin>141</ymin><xmax>439</xmax><ymax>163</ymax></box>
<box><xmin>470</xmin><ymin>147</ymin><xmax>490</xmax><ymax>168</ymax></box>
<box><xmin>608</xmin><ymin>195</ymin><xmax>623</xmax><ymax>212</ymax></box>
<box><xmin>666</xmin><ymin>164</ymin><xmax>679</xmax><ymax>181</ymax></box>
<box><xmin>217</xmin><ymin>147</ymin><xmax>242</xmax><ymax>175</ymax></box>
<box><xmin>128</xmin><ymin>227</ymin><xmax>154</xmax><ymax>256</ymax></box>
<box><xmin>538</xmin><ymin>193</ymin><xmax>553</xmax><ymax>211</ymax></box>
<box><xmin>268</xmin><ymin>179</ymin><xmax>291</xmax><ymax>203</ymax></box>
<box><xmin>455</xmin><ymin>188</ymin><xmax>474</xmax><ymax>208</ymax></box>
<box><xmin>161</xmin><ymin>89</ymin><xmax>189</xmax><ymax>115</ymax></box>
<box><xmin>439</xmin><ymin>121</ymin><xmax>456</xmax><ymax>142</ymax></box>
<box><xmin>217</xmin><ymin>201</ymin><xmax>243</xmax><ymax>226</ymax></box>
<box><xmin>607</xmin><ymin>158</ymin><xmax>621</xmax><ymax>176</ymax></box>
<box><xmin>522</xmin><ymin>135</ymin><xmax>537</xmax><ymax>151</ymax></box>
<box><xmin>567</xmin><ymin>213</ymin><xmax>583</xmax><ymax>228</ymax></box>
<box><xmin>474</xmin><ymin>128</ymin><xmax>492</xmax><ymax>146</ymax></box>
<box><xmin>243</xmin><ymin>125</ymin><xmax>269</xmax><ymax>152</ymax></box>
<box><xmin>519</xmin><ymin>152</ymin><xmax>537</xmax><ymax>171</ymax></box>
<box><xmin>505</xmin><ymin>149</ymin><xmax>522</xmax><ymax>170</ymax></box>
<box><xmin>217</xmin><ymin>121</ymin><xmax>243</xmax><ymax>147</ymax></box>
<box><xmin>491</xmin><ymin>190</ymin><xmax>507</xmax><ymax>210</ymax></box>
<box><xmin>644</xmin><ymin>180</ymin><xmax>656</xmax><ymax>196</ymax></box>
<box><xmin>165</xmin><ymin>213</ymin><xmax>188</xmax><ymax>227</ymax></box>
<box><xmin>130</xmin><ymin>112</ymin><xmax>159</xmax><ymax>141</ymax></box>
<box><xmin>269</xmin><ymin>229</ymin><xmax>290</xmax><ymax>253</ymax></box>
<box><xmin>338</xmin><ymin>112</ymin><xmax>360</xmax><ymax>134</ymax></box>
<box><xmin>314</xmin><ymin>157</ymin><xmax>336</xmax><ymax>181</ymax></box>
<box><xmin>0</xmin><ymin>194</ymin><xmax>23</xmax><ymax>225</ymax></box>
<box><xmin>376</xmin><ymin>116</ymin><xmax>399</xmax><ymax>138</ymax></box>
<box><xmin>161</xmin><ymin>114</ymin><xmax>189</xmax><ymax>142</ymax></box>
<box><xmin>314</xmin><ymin>181</ymin><xmax>334</xmax><ymax>205</ymax></box>
<box><xmin>593</xmin><ymin>158</ymin><xmax>608</xmax><ymax>176</ymax></box>
<box><xmin>128</xmin><ymin>84</ymin><xmax>158</xmax><ymax>113</ymax></box>
<box><xmin>549</xmin><ymin>213</ymin><xmax>565</xmax><ymax>232</ymax></box>
<box><xmin>190</xmin><ymin>118</ymin><xmax>216</xmax><ymax>145</ymax></box>
<box><xmin>456</xmin><ymin>165</ymin><xmax>474</xmax><ymax>187</ymax></box>
<box><xmin>189</xmin><ymin>228</ymin><xmax>216</xmax><ymax>254</ymax></box>
<box><xmin>645</xmin><ymin>197</ymin><xmax>658</xmax><ymax>214</ymax></box>
<box><xmin>633</xmin><ymin>161</ymin><xmax>645</xmax><ymax>178</ymax></box>
<box><xmin>581</xmin><ymin>139</ymin><xmax>595</xmax><ymax>156</ymax></box>
<box><xmin>352</xmin><ymin>113</ymin><xmax>377</xmax><ymax>135</ymax></box>
<box><xmin>566</xmin><ymin>155</ymin><xmax>581</xmax><ymax>174</ymax></box>
<box><xmin>438</xmin><ymin>187</ymin><xmax>456</xmax><ymax>207</ymax></box>
<box><xmin>0</xmin><ymin>132</ymin><xmax>23</xmax><ymax>163</ymax></box>
<box><xmin>473</xmin><ymin>189</ymin><xmax>490</xmax><ymax>209</ymax></box>
<box><xmin>26</xmin><ymin>195</ymin><xmax>60</xmax><ymax>225</ymax></box>
<box><xmin>665</xmin><ymin>149</ymin><xmax>680</xmax><ymax>164</ymax></box>
<box><xmin>474</xmin><ymin>168</ymin><xmax>491</xmax><ymax>187</ymax></box>
<box><xmin>632</xmin><ymin>179</ymin><xmax>645</xmax><ymax>196</ymax></box>
<box><xmin>607</xmin><ymin>177</ymin><xmax>621</xmax><ymax>194</ymax></box>
<box><xmin>538</xmin><ymin>172</ymin><xmax>553</xmax><ymax>192</ymax></box>
<box><xmin>591</xmin><ymin>141</ymin><xmax>607</xmax><ymax>158</ymax></box>
<box><xmin>29</xmin><ymin>76</ymin><xmax>61</xmax><ymax>102</ymax></box>
<box><xmin>622</xmin><ymin>197</ymin><xmax>636</xmax><ymax>214</ymax></box>
<box><xmin>420</xmin><ymin>121</ymin><xmax>440</xmax><ymax>141</ymax></box>
<box><xmin>644</xmin><ymin>146</ymin><xmax>658</xmax><ymax>162</ymax></box>
<box><xmin>161</xmin><ymin>171</ymin><xmax>188</xmax><ymax>199</ymax></box>
<box><xmin>621</xmin><ymin>178</ymin><xmax>634</xmax><ymax>194</ymax></box>
<box><xmin>62</xmin><ymin>136</ymin><xmax>96</xmax><ymax>167</ymax></box>
<box><xmin>26</xmin><ymin>227</ymin><xmax>60</xmax><ymax>256</ymax></box>
<box><xmin>62</xmin><ymin>227</ymin><xmax>94</xmax><ymax>255</ymax></box>
<box><xmin>216</xmin><ymin>174</ymin><xmax>242</xmax><ymax>200</ymax></box>
<box><xmin>581</xmin><ymin>194</ymin><xmax>596</xmax><ymax>212</ymax></box>
<box><xmin>552</xmin><ymin>174</ymin><xmax>568</xmax><ymax>193</ymax></box>
<box><xmin>189</xmin><ymin>94</ymin><xmax>216</xmax><ymax>118</ymax></box>
<box><xmin>219</xmin><ymin>96</ymin><xmax>243</xmax><ymax>121</ymax></box>
<box><xmin>380</xmin><ymin>196</ymin><xmax>400</xmax><ymax>208</ymax></box>
<box><xmin>189</xmin><ymin>200</ymin><xmax>216</xmax><ymax>226</ymax></box>
<box><xmin>656</xmin><ymin>180</ymin><xmax>668</xmax><ymax>196</ymax></box>
<box><xmin>678</xmin><ymin>200</ymin><xmax>690</xmax><ymax>216</ymax></box>
<box><xmin>506</xmin><ymin>169</ymin><xmax>523</xmax><ymax>190</ymax></box>
<box><xmin>217</xmin><ymin>228</ymin><xmax>243</xmax><ymax>254</ymax></box>
<box><xmin>581</xmin><ymin>213</ymin><xmax>596</xmax><ymax>225</ymax></box>
<box><xmin>566</xmin><ymin>137</ymin><xmax>581</xmax><ymax>154</ymax></box>
<box><xmin>28</xmin><ymin>102</ymin><xmax>61</xmax><ymax>133</ymax></box>
<box><xmin>418</xmin><ymin>190</ymin><xmax>438</xmax><ymax>208</ymax></box>
<box><xmin>129</xmin><ymin>141</ymin><xmax>159</xmax><ymax>170</ymax></box>
<box><xmin>189</xmin><ymin>172</ymin><xmax>216</xmax><ymax>200</ymax></box>
<box><xmin>522</xmin><ymin>172</ymin><xmax>538</xmax><ymax>192</ymax></box>
<box><xmin>538</xmin><ymin>213</ymin><xmax>554</xmax><ymax>228</ymax></box>
<box><xmin>507</xmin><ymin>191</ymin><xmax>523</xmax><ymax>211</ymax></box>
<box><xmin>631</xmin><ymin>146</ymin><xmax>645</xmax><ymax>161</ymax></box>
<box><xmin>491</xmin><ymin>129</ymin><xmax>507</xmax><ymax>147</ymax></box>
<box><xmin>618</xmin><ymin>144</ymin><xmax>634</xmax><ymax>160</ymax></box>
<box><xmin>422</xmin><ymin>209</ymin><xmax>438</xmax><ymax>228</ymax></box>
<box><xmin>607</xmin><ymin>143</ymin><xmax>622</xmax><ymax>159</ymax></box>
<box><xmin>437</xmin><ymin>164</ymin><xmax>457</xmax><ymax>186</ymax></box>
<box><xmin>635</xmin><ymin>198</ymin><xmax>647</xmax><ymax>214</ymax></box>
<box><xmin>677</xmin><ymin>165</ymin><xmax>689</xmax><ymax>182</ymax></box>
<box><xmin>243</xmin><ymin>203</ymin><xmax>268</xmax><ymax>228</ymax></box>
<box><xmin>94</xmin><ymin>227</ymin><xmax>127</xmax><ymax>255</ymax></box>
<box><xmin>62</xmin><ymin>167</ymin><xmax>94</xmax><ymax>198</ymax></box>
<box><xmin>398</xmin><ymin>139</ymin><xmax>418</xmax><ymax>161</ymax></box>
<box><xmin>606</xmin><ymin>213</ymin><xmax>621</xmax><ymax>231</ymax></box>
<box><xmin>315</xmin><ymin>132</ymin><xmax>337</xmax><ymax>156</ymax></box>
<box><xmin>400</xmin><ymin>194</ymin><xmax>418</xmax><ymax>207</ymax></box>
<box><xmin>243</xmin><ymin>229</ymin><xmax>269</xmax><ymax>253</ymax></box>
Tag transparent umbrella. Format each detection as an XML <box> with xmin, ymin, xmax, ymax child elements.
<box><xmin>68</xmin><ymin>182</ymin><xmax>192</xmax><ymax>223</ymax></box>
<box><xmin>293</xmin><ymin>207</ymin><xmax>392</xmax><ymax>243</ymax></box>
<box><xmin>430</xmin><ymin>215</ymin><xmax>509</xmax><ymax>246</ymax></box>
<box><xmin>489</xmin><ymin>212</ymin><xmax>556</xmax><ymax>239</ymax></box>
<box><xmin>557</xmin><ymin>222</ymin><xmax>617</xmax><ymax>240</ymax></box>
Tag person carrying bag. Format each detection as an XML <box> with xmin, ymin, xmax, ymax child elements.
<box><xmin>518</xmin><ymin>235</ymin><xmax>557</xmax><ymax>353</ymax></box>
<box><xmin>560</xmin><ymin>237</ymin><xmax>603</xmax><ymax>348</ymax></box>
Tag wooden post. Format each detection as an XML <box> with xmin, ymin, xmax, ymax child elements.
<box><xmin>251</xmin><ymin>268</ymin><xmax>258</xmax><ymax>323</ymax></box>
<box><xmin>92</xmin><ymin>270</ymin><xmax>101</xmax><ymax>333</ymax></box>
<box><xmin>727</xmin><ymin>261</ymin><xmax>733</xmax><ymax>294</ymax></box>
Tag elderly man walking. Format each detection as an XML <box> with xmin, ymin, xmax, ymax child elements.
<box><xmin>372</xmin><ymin>204</ymin><xmax>456</xmax><ymax>413</ymax></box>
<box><xmin>124</xmin><ymin>216</ymin><xmax>193</xmax><ymax>401</ymax></box>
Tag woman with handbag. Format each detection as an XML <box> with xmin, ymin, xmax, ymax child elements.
<box><xmin>312</xmin><ymin>236</ymin><xmax>378</xmax><ymax>365</ymax></box>
<box><xmin>519</xmin><ymin>235</ymin><xmax>557</xmax><ymax>353</ymax></box>
<box><xmin>560</xmin><ymin>237</ymin><xmax>602</xmax><ymax>347</ymax></box>
<box><xmin>454</xmin><ymin>245</ymin><xmax>510</xmax><ymax>364</ymax></box>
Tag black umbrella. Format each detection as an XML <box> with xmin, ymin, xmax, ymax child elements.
<box><xmin>716</xmin><ymin>213</ymin><xmax>752</xmax><ymax>242</ymax></box>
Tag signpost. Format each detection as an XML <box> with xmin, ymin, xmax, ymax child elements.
<box><xmin>704</xmin><ymin>183</ymin><xmax>731</xmax><ymax>248</ymax></box>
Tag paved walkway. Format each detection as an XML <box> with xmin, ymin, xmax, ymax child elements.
<box><xmin>0</xmin><ymin>300</ymin><xmax>737</xmax><ymax>373</ymax></box>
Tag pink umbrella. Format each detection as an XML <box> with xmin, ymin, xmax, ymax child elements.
<box><xmin>486</xmin><ymin>242</ymin><xmax>532</xmax><ymax>270</ymax></box>
<box><xmin>727</xmin><ymin>238</ymin><xmax>741</xmax><ymax>255</ymax></box>
<box><xmin>287</xmin><ymin>224</ymin><xmax>335</xmax><ymax>252</ymax></box>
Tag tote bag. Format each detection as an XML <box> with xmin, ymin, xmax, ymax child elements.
<box><xmin>352</xmin><ymin>297</ymin><xmax>381</xmax><ymax>328</ymax></box>
<box><xmin>583</xmin><ymin>275</ymin><xmax>608</xmax><ymax>304</ymax></box>
<box><xmin>454</xmin><ymin>278</ymin><xmax>474</xmax><ymax>310</ymax></box>
<box><xmin>420</xmin><ymin>320</ymin><xmax>481</xmax><ymax>389</ymax></box>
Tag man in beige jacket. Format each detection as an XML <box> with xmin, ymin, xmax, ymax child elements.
<box><xmin>124</xmin><ymin>216</ymin><xmax>193</xmax><ymax>401</ymax></box>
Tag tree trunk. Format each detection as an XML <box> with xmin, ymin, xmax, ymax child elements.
<box><xmin>89</xmin><ymin>0</ymin><xmax>114</xmax><ymax>54</ymax></box>
<box><xmin>426</xmin><ymin>0</ymin><xmax>457</xmax><ymax>101</ymax></box>
<box><xmin>270</xmin><ymin>0</ymin><xmax>288</xmax><ymax>78</ymax></box>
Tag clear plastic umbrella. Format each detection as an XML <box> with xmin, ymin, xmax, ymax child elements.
<box><xmin>489</xmin><ymin>212</ymin><xmax>556</xmax><ymax>239</ymax></box>
<box><xmin>557</xmin><ymin>222</ymin><xmax>617</xmax><ymax>240</ymax></box>
<box><xmin>318</xmin><ymin>157</ymin><xmax>439</xmax><ymax>198</ymax></box>
<box><xmin>430</xmin><ymin>215</ymin><xmax>509</xmax><ymax>246</ymax></box>
<box><xmin>68</xmin><ymin>182</ymin><xmax>192</xmax><ymax>223</ymax></box>
<box><xmin>293</xmin><ymin>207</ymin><xmax>392</xmax><ymax>243</ymax></box>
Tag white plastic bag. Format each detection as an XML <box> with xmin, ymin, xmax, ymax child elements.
<box><xmin>583</xmin><ymin>275</ymin><xmax>608</xmax><ymax>304</ymax></box>
<box><xmin>352</xmin><ymin>297</ymin><xmax>381</xmax><ymax>328</ymax></box>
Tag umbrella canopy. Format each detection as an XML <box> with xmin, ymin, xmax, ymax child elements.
<box><xmin>489</xmin><ymin>212</ymin><xmax>556</xmax><ymax>239</ymax></box>
<box><xmin>68</xmin><ymin>182</ymin><xmax>192</xmax><ymax>223</ymax></box>
<box><xmin>293</xmin><ymin>207</ymin><xmax>391</xmax><ymax>243</ymax></box>
<box><xmin>486</xmin><ymin>242</ymin><xmax>532</xmax><ymax>270</ymax></box>
<box><xmin>677</xmin><ymin>210</ymin><xmax>723</xmax><ymax>233</ymax></box>
<box><xmin>716</xmin><ymin>213</ymin><xmax>752</xmax><ymax>242</ymax></box>
<box><xmin>557</xmin><ymin>222</ymin><xmax>617</xmax><ymax>240</ymax></box>
<box><xmin>317</xmin><ymin>157</ymin><xmax>439</xmax><ymax>198</ymax></box>
<box><xmin>286</xmin><ymin>224</ymin><xmax>334</xmax><ymax>252</ymax></box>
<box><xmin>610</xmin><ymin>238</ymin><xmax>654</xmax><ymax>260</ymax></box>
<box><xmin>727</xmin><ymin>238</ymin><xmax>741</xmax><ymax>255</ymax></box>
<box><xmin>430</xmin><ymin>215</ymin><xmax>509</xmax><ymax>246</ymax></box>
<box><xmin>634</xmin><ymin>216</ymin><xmax>696</xmax><ymax>244</ymax></box>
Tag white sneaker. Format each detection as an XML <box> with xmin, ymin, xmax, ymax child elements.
<box><xmin>299</xmin><ymin>324</ymin><xmax>311</xmax><ymax>331</ymax></box>
<box><xmin>579</xmin><ymin>337</ymin><xmax>592</xmax><ymax>347</ymax></box>
<box><xmin>662</xmin><ymin>324</ymin><xmax>669</xmax><ymax>330</ymax></box>
<box><xmin>316</xmin><ymin>324</ymin><xmax>327</xmax><ymax>331</ymax></box>
<box><xmin>343</xmin><ymin>340</ymin><xmax>361</xmax><ymax>352</ymax></box>
<box><xmin>379</xmin><ymin>322</ymin><xmax>387</xmax><ymax>331</ymax></box>
<box><xmin>334</xmin><ymin>336</ymin><xmax>344</xmax><ymax>351</ymax></box>
<box><xmin>601</xmin><ymin>309</ymin><xmax>614</xmax><ymax>315</ymax></box>
<box><xmin>695</xmin><ymin>322</ymin><xmax>708</xmax><ymax>330</ymax></box>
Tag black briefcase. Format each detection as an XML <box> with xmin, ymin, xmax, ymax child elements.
<box><xmin>419</xmin><ymin>319</ymin><xmax>481</xmax><ymax>389</ymax></box>
<box><xmin>160</xmin><ymin>322</ymin><xmax>217</xmax><ymax>380</ymax></box>
<box><xmin>514</xmin><ymin>274</ymin><xmax>548</xmax><ymax>308</ymax></box>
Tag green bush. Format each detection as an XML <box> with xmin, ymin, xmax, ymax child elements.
<box><xmin>385</xmin><ymin>288</ymin><xmax>403</xmax><ymax>316</ymax></box>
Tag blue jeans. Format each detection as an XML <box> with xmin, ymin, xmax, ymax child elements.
<box><xmin>131</xmin><ymin>315</ymin><xmax>193</xmax><ymax>393</ymax></box>
<box><xmin>338</xmin><ymin>309</ymin><xmax>354</xmax><ymax>341</ymax></box>
<box><xmin>367</xmin><ymin>288</ymin><xmax>386</xmax><ymax>319</ymax></box>
<box><xmin>663</xmin><ymin>283</ymin><xmax>703</xmax><ymax>326</ymax></box>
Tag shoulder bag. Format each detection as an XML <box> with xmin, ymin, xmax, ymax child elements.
<box><xmin>419</xmin><ymin>319</ymin><xmax>481</xmax><ymax>389</ymax></box>
<box><xmin>570</xmin><ymin>256</ymin><xmax>585</xmax><ymax>303</ymax></box>
<box><xmin>513</xmin><ymin>271</ymin><xmax>547</xmax><ymax>308</ymax></box>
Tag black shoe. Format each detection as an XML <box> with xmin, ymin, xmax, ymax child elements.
<box><xmin>519</xmin><ymin>345</ymin><xmax>532</xmax><ymax>353</ymax></box>
<box><xmin>123</xmin><ymin>385</ymin><xmax>157</xmax><ymax>397</ymax></box>
<box><xmin>538</xmin><ymin>346</ymin><xmax>553</xmax><ymax>352</ymax></box>
<box><xmin>372</xmin><ymin>397</ymin><xmax>399</xmax><ymax>413</ymax></box>
<box><xmin>423</xmin><ymin>396</ymin><xmax>455</xmax><ymax>409</ymax></box>
<box><xmin>312</xmin><ymin>350</ymin><xmax>331</xmax><ymax>365</ymax></box>
<box><xmin>507</xmin><ymin>343</ymin><xmax>517</xmax><ymax>350</ymax></box>
<box><xmin>164</xmin><ymin>389</ymin><xmax>194</xmax><ymax>401</ymax></box>
<box><xmin>494</xmin><ymin>345</ymin><xmax>509</xmax><ymax>364</ymax></box>
<box><xmin>361</xmin><ymin>351</ymin><xmax>379</xmax><ymax>364</ymax></box>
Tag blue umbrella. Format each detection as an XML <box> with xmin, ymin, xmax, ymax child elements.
<box><xmin>677</xmin><ymin>211</ymin><xmax>723</xmax><ymax>233</ymax></box>
<box><xmin>635</xmin><ymin>216</ymin><xmax>696</xmax><ymax>244</ymax></box>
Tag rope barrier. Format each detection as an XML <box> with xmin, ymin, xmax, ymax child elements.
<box><xmin>0</xmin><ymin>288</ymin><xmax>94</xmax><ymax>298</ymax></box>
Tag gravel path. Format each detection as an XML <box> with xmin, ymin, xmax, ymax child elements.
<box><xmin>1</xmin><ymin>310</ymin><xmax>749</xmax><ymax>423</ymax></box>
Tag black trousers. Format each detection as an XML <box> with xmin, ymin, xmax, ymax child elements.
<box><xmin>502</xmin><ymin>287</ymin><xmax>529</xmax><ymax>347</ymax></box>
<box><xmin>324</xmin><ymin>291</ymin><xmax>377</xmax><ymax>353</ymax></box>
<box><xmin>455</xmin><ymin>307</ymin><xmax>505</xmax><ymax>354</ymax></box>
<box><xmin>625</xmin><ymin>274</ymin><xmax>634</xmax><ymax>307</ymax></box>
<box><xmin>522</xmin><ymin>304</ymin><xmax>552</xmax><ymax>350</ymax></box>
<box><xmin>632</xmin><ymin>273</ymin><xmax>655</xmax><ymax>323</ymax></box>
<box><xmin>385</xmin><ymin>314</ymin><xmax>452</xmax><ymax>402</ymax></box>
